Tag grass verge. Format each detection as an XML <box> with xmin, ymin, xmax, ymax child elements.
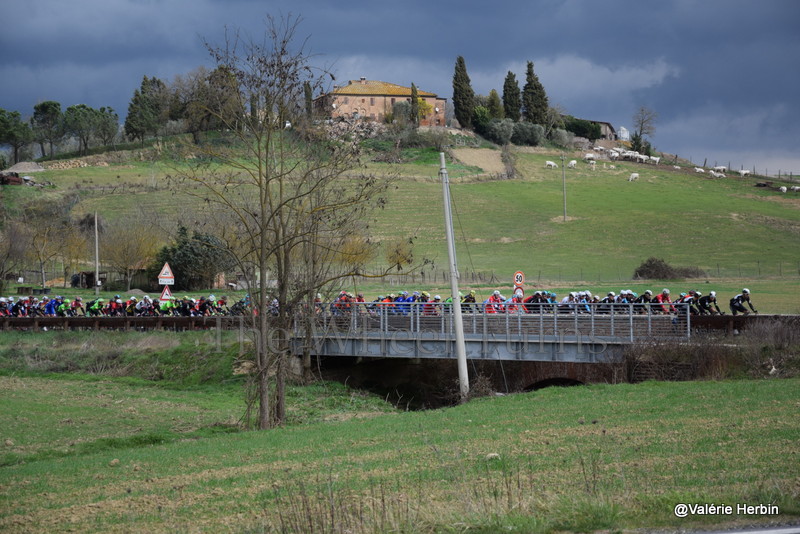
<box><xmin>1</xmin><ymin>377</ymin><xmax>797</xmax><ymax>533</ymax></box>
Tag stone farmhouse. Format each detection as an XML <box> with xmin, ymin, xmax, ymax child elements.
<box><xmin>591</xmin><ymin>120</ymin><xmax>618</xmax><ymax>141</ymax></box>
<box><xmin>315</xmin><ymin>77</ymin><xmax>446</xmax><ymax>126</ymax></box>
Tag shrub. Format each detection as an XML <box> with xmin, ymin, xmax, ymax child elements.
<box><xmin>482</xmin><ymin>119</ymin><xmax>514</xmax><ymax>145</ymax></box>
<box><xmin>633</xmin><ymin>257</ymin><xmax>705</xmax><ymax>279</ymax></box>
<box><xmin>511</xmin><ymin>122</ymin><xmax>544</xmax><ymax>146</ymax></box>
<box><xmin>549</xmin><ymin>128</ymin><xmax>574</xmax><ymax>148</ymax></box>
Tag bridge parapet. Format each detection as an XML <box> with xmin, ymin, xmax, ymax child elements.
<box><xmin>299</xmin><ymin>302</ymin><xmax>690</xmax><ymax>362</ymax></box>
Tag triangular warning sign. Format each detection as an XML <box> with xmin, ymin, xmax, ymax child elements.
<box><xmin>160</xmin><ymin>285</ymin><xmax>173</xmax><ymax>302</ymax></box>
<box><xmin>159</xmin><ymin>262</ymin><xmax>174</xmax><ymax>279</ymax></box>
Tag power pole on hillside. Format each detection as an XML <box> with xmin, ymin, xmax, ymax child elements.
<box><xmin>561</xmin><ymin>154</ymin><xmax>567</xmax><ymax>221</ymax></box>
<box><xmin>94</xmin><ymin>211</ymin><xmax>100</xmax><ymax>296</ymax></box>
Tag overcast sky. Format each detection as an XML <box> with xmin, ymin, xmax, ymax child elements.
<box><xmin>3</xmin><ymin>0</ymin><xmax>799</xmax><ymax>174</ymax></box>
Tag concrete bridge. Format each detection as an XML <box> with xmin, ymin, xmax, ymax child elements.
<box><xmin>297</xmin><ymin>302</ymin><xmax>691</xmax><ymax>406</ymax></box>
<box><xmin>4</xmin><ymin>305</ymin><xmax>788</xmax><ymax>407</ymax></box>
<box><xmin>298</xmin><ymin>302</ymin><xmax>691</xmax><ymax>363</ymax></box>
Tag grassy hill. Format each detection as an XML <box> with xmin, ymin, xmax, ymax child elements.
<box><xmin>4</xmin><ymin>140</ymin><xmax>799</xmax><ymax>310</ymax></box>
<box><xmin>1</xmin><ymin>375</ymin><xmax>797</xmax><ymax>532</ymax></box>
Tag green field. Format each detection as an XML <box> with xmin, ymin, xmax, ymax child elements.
<box><xmin>4</xmin><ymin>142</ymin><xmax>799</xmax><ymax>311</ymax></box>
<box><xmin>3</xmin><ymin>142</ymin><xmax>799</xmax><ymax>532</ymax></box>
<box><xmin>1</xmin><ymin>376</ymin><xmax>797</xmax><ymax>532</ymax></box>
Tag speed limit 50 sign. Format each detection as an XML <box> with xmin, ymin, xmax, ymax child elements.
<box><xmin>513</xmin><ymin>271</ymin><xmax>525</xmax><ymax>287</ymax></box>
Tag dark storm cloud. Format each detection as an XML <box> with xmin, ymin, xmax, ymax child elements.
<box><xmin>2</xmin><ymin>0</ymin><xmax>798</xmax><ymax>172</ymax></box>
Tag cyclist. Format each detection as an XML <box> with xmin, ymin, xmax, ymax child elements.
<box><xmin>86</xmin><ymin>298</ymin><xmax>105</xmax><ymax>316</ymax></box>
<box><xmin>653</xmin><ymin>288</ymin><xmax>674</xmax><ymax>314</ymax></box>
<box><xmin>730</xmin><ymin>289</ymin><xmax>757</xmax><ymax>315</ymax></box>
<box><xmin>698</xmin><ymin>291</ymin><xmax>723</xmax><ymax>315</ymax></box>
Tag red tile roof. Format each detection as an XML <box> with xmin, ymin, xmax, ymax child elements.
<box><xmin>332</xmin><ymin>80</ymin><xmax>438</xmax><ymax>97</ymax></box>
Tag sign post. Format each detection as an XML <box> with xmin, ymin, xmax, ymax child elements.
<box><xmin>513</xmin><ymin>270</ymin><xmax>525</xmax><ymax>287</ymax></box>
<box><xmin>158</xmin><ymin>262</ymin><xmax>175</xmax><ymax>286</ymax></box>
<box><xmin>158</xmin><ymin>263</ymin><xmax>174</xmax><ymax>303</ymax></box>
<box><xmin>159</xmin><ymin>285</ymin><xmax>173</xmax><ymax>303</ymax></box>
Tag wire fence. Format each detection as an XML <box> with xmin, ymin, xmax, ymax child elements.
<box><xmin>7</xmin><ymin>260</ymin><xmax>799</xmax><ymax>296</ymax></box>
<box><xmin>379</xmin><ymin>262</ymin><xmax>800</xmax><ymax>287</ymax></box>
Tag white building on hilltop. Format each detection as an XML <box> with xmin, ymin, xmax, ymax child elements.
<box><xmin>618</xmin><ymin>126</ymin><xmax>630</xmax><ymax>141</ymax></box>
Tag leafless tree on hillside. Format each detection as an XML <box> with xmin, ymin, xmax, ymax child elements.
<box><xmin>165</xmin><ymin>15</ymin><xmax>411</xmax><ymax>430</ymax></box>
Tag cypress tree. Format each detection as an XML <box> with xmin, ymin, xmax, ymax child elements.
<box><xmin>410</xmin><ymin>83</ymin><xmax>420</xmax><ymax>127</ymax></box>
<box><xmin>452</xmin><ymin>56</ymin><xmax>474</xmax><ymax>129</ymax></box>
<box><xmin>522</xmin><ymin>61</ymin><xmax>548</xmax><ymax>125</ymax></box>
<box><xmin>304</xmin><ymin>81</ymin><xmax>313</xmax><ymax>117</ymax></box>
<box><xmin>487</xmin><ymin>89</ymin><xmax>504</xmax><ymax>119</ymax></box>
<box><xmin>502</xmin><ymin>71</ymin><xmax>521</xmax><ymax>122</ymax></box>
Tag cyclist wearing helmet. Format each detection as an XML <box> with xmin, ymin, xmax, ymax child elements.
<box><xmin>652</xmin><ymin>288</ymin><xmax>674</xmax><ymax>314</ymax></box>
<box><xmin>45</xmin><ymin>296</ymin><xmax>60</xmax><ymax>316</ymax></box>
<box><xmin>71</xmin><ymin>296</ymin><xmax>86</xmax><ymax>316</ymax></box>
<box><xmin>730</xmin><ymin>289</ymin><xmax>757</xmax><ymax>315</ymax></box>
<box><xmin>87</xmin><ymin>298</ymin><xmax>105</xmax><ymax>316</ymax></box>
<box><xmin>633</xmin><ymin>290</ymin><xmax>652</xmax><ymax>314</ymax></box>
<box><xmin>698</xmin><ymin>291</ymin><xmax>723</xmax><ymax>315</ymax></box>
<box><xmin>462</xmin><ymin>290</ymin><xmax>477</xmax><ymax>313</ymax></box>
<box><xmin>56</xmin><ymin>298</ymin><xmax>72</xmax><ymax>317</ymax></box>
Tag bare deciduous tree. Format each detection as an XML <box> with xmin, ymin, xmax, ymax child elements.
<box><xmin>0</xmin><ymin>222</ymin><xmax>28</xmax><ymax>292</ymax></box>
<box><xmin>632</xmin><ymin>105</ymin><xmax>658</xmax><ymax>139</ymax></box>
<box><xmin>167</xmin><ymin>15</ymin><xmax>409</xmax><ymax>430</ymax></box>
<box><xmin>103</xmin><ymin>218</ymin><xmax>163</xmax><ymax>291</ymax></box>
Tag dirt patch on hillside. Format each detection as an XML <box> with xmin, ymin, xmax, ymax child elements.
<box><xmin>6</xmin><ymin>161</ymin><xmax>46</xmax><ymax>172</ymax></box>
<box><xmin>451</xmin><ymin>148</ymin><xmax>505</xmax><ymax>174</ymax></box>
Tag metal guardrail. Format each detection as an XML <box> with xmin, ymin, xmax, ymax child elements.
<box><xmin>0</xmin><ymin>303</ymin><xmax>690</xmax><ymax>340</ymax></box>
<box><xmin>305</xmin><ymin>302</ymin><xmax>691</xmax><ymax>344</ymax></box>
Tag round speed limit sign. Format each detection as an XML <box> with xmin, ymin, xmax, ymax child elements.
<box><xmin>513</xmin><ymin>271</ymin><xmax>525</xmax><ymax>286</ymax></box>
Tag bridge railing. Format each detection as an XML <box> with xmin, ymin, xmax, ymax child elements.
<box><xmin>304</xmin><ymin>302</ymin><xmax>691</xmax><ymax>343</ymax></box>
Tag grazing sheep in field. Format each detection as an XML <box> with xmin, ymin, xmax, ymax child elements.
<box><xmin>673</xmin><ymin>165</ymin><xmax>681</xmax><ymax>170</ymax></box>
<box><xmin>609</xmin><ymin>165</ymin><xmax>616</xmax><ymax>169</ymax></box>
<box><xmin>779</xmin><ymin>186</ymin><xmax>787</xmax><ymax>193</ymax></box>
<box><xmin>790</xmin><ymin>186</ymin><xmax>800</xmax><ymax>192</ymax></box>
<box><xmin>628</xmin><ymin>173</ymin><xmax>639</xmax><ymax>182</ymax></box>
<box><xmin>694</xmin><ymin>167</ymin><xmax>705</xmax><ymax>173</ymax></box>
<box><xmin>584</xmin><ymin>153</ymin><xmax>596</xmax><ymax>161</ymax></box>
<box><xmin>713</xmin><ymin>165</ymin><xmax>727</xmax><ymax>172</ymax></box>
<box><xmin>608</xmin><ymin>150</ymin><xmax>620</xmax><ymax>160</ymax></box>
<box><xmin>568</xmin><ymin>160</ymin><xmax>577</xmax><ymax>168</ymax></box>
<box><xmin>588</xmin><ymin>160</ymin><xmax>596</xmax><ymax>169</ymax></box>
<box><xmin>650</xmin><ymin>156</ymin><xmax>661</xmax><ymax>165</ymax></box>
<box><xmin>545</xmin><ymin>160</ymin><xmax>558</xmax><ymax>169</ymax></box>
<box><xmin>738</xmin><ymin>169</ymin><xmax>751</xmax><ymax>177</ymax></box>
<box><xmin>709</xmin><ymin>170</ymin><xmax>726</xmax><ymax>178</ymax></box>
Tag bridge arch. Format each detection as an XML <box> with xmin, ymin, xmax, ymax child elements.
<box><xmin>524</xmin><ymin>377</ymin><xmax>584</xmax><ymax>391</ymax></box>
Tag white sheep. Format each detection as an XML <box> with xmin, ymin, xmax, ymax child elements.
<box><xmin>650</xmin><ymin>156</ymin><xmax>661</xmax><ymax>165</ymax></box>
<box><xmin>628</xmin><ymin>173</ymin><xmax>639</xmax><ymax>182</ymax></box>
<box><xmin>673</xmin><ymin>165</ymin><xmax>681</xmax><ymax>170</ymax></box>
<box><xmin>709</xmin><ymin>170</ymin><xmax>726</xmax><ymax>178</ymax></box>
<box><xmin>609</xmin><ymin>164</ymin><xmax>616</xmax><ymax>169</ymax></box>
<box><xmin>712</xmin><ymin>165</ymin><xmax>727</xmax><ymax>172</ymax></box>
<box><xmin>545</xmin><ymin>160</ymin><xmax>558</xmax><ymax>169</ymax></box>
<box><xmin>608</xmin><ymin>151</ymin><xmax>619</xmax><ymax>160</ymax></box>
<box><xmin>694</xmin><ymin>167</ymin><xmax>705</xmax><ymax>173</ymax></box>
<box><xmin>738</xmin><ymin>169</ymin><xmax>751</xmax><ymax>177</ymax></box>
<box><xmin>779</xmin><ymin>186</ymin><xmax>787</xmax><ymax>193</ymax></box>
<box><xmin>588</xmin><ymin>160</ymin><xmax>596</xmax><ymax>169</ymax></box>
<box><xmin>567</xmin><ymin>160</ymin><xmax>577</xmax><ymax>168</ymax></box>
<box><xmin>790</xmin><ymin>186</ymin><xmax>800</xmax><ymax>192</ymax></box>
<box><xmin>583</xmin><ymin>153</ymin><xmax>596</xmax><ymax>161</ymax></box>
